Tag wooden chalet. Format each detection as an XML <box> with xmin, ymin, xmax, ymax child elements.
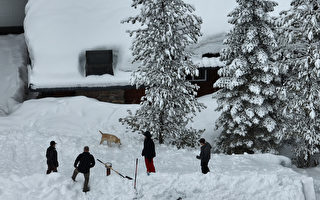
<box><xmin>31</xmin><ymin>53</ymin><xmax>223</xmax><ymax>104</ymax></box>
<box><xmin>23</xmin><ymin>1</ymin><xmax>225</xmax><ymax>104</ymax></box>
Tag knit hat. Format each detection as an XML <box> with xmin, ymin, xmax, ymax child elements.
<box><xmin>143</xmin><ymin>131</ymin><xmax>152</xmax><ymax>138</ymax></box>
<box><xmin>199</xmin><ymin>138</ymin><xmax>205</xmax><ymax>144</ymax></box>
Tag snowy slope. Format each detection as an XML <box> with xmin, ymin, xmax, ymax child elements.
<box><xmin>0</xmin><ymin>34</ymin><xmax>27</xmax><ymax>115</ymax></box>
<box><xmin>0</xmin><ymin>96</ymin><xmax>313</xmax><ymax>199</ymax></box>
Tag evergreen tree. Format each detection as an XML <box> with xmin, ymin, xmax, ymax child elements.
<box><xmin>277</xmin><ymin>0</ymin><xmax>320</xmax><ymax>167</ymax></box>
<box><xmin>120</xmin><ymin>0</ymin><xmax>205</xmax><ymax>148</ymax></box>
<box><xmin>214</xmin><ymin>0</ymin><xmax>281</xmax><ymax>154</ymax></box>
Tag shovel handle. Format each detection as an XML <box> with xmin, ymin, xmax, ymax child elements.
<box><xmin>97</xmin><ymin>159</ymin><xmax>133</xmax><ymax>180</ymax></box>
<box><xmin>97</xmin><ymin>159</ymin><xmax>105</xmax><ymax>164</ymax></box>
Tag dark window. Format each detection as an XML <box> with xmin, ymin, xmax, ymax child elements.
<box><xmin>85</xmin><ymin>50</ymin><xmax>113</xmax><ymax>76</ymax></box>
<box><xmin>202</xmin><ymin>52</ymin><xmax>220</xmax><ymax>58</ymax></box>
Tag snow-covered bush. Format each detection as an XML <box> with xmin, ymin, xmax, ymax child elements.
<box><xmin>214</xmin><ymin>0</ymin><xmax>282</xmax><ymax>154</ymax></box>
<box><xmin>277</xmin><ymin>0</ymin><xmax>320</xmax><ymax>168</ymax></box>
<box><xmin>120</xmin><ymin>0</ymin><xmax>205</xmax><ymax>148</ymax></box>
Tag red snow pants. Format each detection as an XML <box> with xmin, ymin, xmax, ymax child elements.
<box><xmin>144</xmin><ymin>157</ymin><xmax>156</xmax><ymax>173</ymax></box>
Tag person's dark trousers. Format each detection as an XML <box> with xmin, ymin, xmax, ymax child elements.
<box><xmin>201</xmin><ymin>161</ymin><xmax>210</xmax><ymax>174</ymax></box>
<box><xmin>72</xmin><ymin>168</ymin><xmax>90</xmax><ymax>192</ymax></box>
<box><xmin>46</xmin><ymin>165</ymin><xmax>57</xmax><ymax>174</ymax></box>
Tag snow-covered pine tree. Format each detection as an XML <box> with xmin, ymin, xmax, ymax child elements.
<box><xmin>277</xmin><ymin>0</ymin><xmax>320</xmax><ymax>167</ymax></box>
<box><xmin>120</xmin><ymin>0</ymin><xmax>205</xmax><ymax>148</ymax></box>
<box><xmin>214</xmin><ymin>0</ymin><xmax>281</xmax><ymax>154</ymax></box>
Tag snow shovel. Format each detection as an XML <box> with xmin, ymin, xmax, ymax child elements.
<box><xmin>134</xmin><ymin>158</ymin><xmax>138</xmax><ymax>190</ymax></box>
<box><xmin>97</xmin><ymin>159</ymin><xmax>133</xmax><ymax>180</ymax></box>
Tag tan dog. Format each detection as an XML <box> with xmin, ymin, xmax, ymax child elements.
<box><xmin>99</xmin><ymin>130</ymin><xmax>121</xmax><ymax>146</ymax></box>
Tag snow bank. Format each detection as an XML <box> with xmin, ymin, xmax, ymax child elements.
<box><xmin>296</xmin><ymin>167</ymin><xmax>320</xmax><ymax>200</ymax></box>
<box><xmin>302</xmin><ymin>177</ymin><xmax>316</xmax><ymax>200</ymax></box>
<box><xmin>0</xmin><ymin>34</ymin><xmax>27</xmax><ymax>115</ymax></box>
<box><xmin>0</xmin><ymin>96</ymin><xmax>313</xmax><ymax>199</ymax></box>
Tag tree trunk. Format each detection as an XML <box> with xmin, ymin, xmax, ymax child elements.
<box><xmin>159</xmin><ymin>132</ymin><xmax>164</xmax><ymax>144</ymax></box>
<box><xmin>159</xmin><ymin>111</ymin><xmax>164</xmax><ymax>144</ymax></box>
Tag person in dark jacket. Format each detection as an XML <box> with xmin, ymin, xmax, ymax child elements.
<box><xmin>141</xmin><ymin>131</ymin><xmax>156</xmax><ymax>175</ymax></box>
<box><xmin>196</xmin><ymin>138</ymin><xmax>212</xmax><ymax>174</ymax></box>
<box><xmin>72</xmin><ymin>146</ymin><xmax>95</xmax><ymax>192</ymax></box>
<box><xmin>46</xmin><ymin>141</ymin><xmax>59</xmax><ymax>174</ymax></box>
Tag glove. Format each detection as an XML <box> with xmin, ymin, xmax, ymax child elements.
<box><xmin>196</xmin><ymin>155</ymin><xmax>200</xmax><ymax>159</ymax></box>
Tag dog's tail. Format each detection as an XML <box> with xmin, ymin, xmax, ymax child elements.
<box><xmin>99</xmin><ymin>130</ymin><xmax>103</xmax><ymax>135</ymax></box>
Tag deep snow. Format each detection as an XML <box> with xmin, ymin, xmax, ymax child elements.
<box><xmin>1</xmin><ymin>1</ymin><xmax>316</xmax><ymax>199</ymax></box>
<box><xmin>0</xmin><ymin>95</ymin><xmax>315</xmax><ymax>200</ymax></box>
<box><xmin>0</xmin><ymin>34</ymin><xmax>27</xmax><ymax>116</ymax></box>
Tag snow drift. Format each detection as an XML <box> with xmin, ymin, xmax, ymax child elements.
<box><xmin>0</xmin><ymin>96</ymin><xmax>314</xmax><ymax>199</ymax></box>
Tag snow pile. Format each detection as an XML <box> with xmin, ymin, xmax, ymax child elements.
<box><xmin>0</xmin><ymin>34</ymin><xmax>27</xmax><ymax>115</ymax></box>
<box><xmin>193</xmin><ymin>57</ymin><xmax>225</xmax><ymax>68</ymax></box>
<box><xmin>0</xmin><ymin>96</ymin><xmax>313</xmax><ymax>199</ymax></box>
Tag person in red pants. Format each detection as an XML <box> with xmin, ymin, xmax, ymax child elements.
<box><xmin>141</xmin><ymin>131</ymin><xmax>156</xmax><ymax>175</ymax></box>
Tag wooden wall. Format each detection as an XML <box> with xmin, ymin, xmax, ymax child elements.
<box><xmin>38</xmin><ymin>89</ymin><xmax>126</xmax><ymax>104</ymax></box>
<box><xmin>192</xmin><ymin>68</ymin><xmax>220</xmax><ymax>97</ymax></box>
<box><xmin>0</xmin><ymin>26</ymin><xmax>24</xmax><ymax>35</ymax></box>
<box><xmin>124</xmin><ymin>88</ymin><xmax>145</xmax><ymax>104</ymax></box>
<box><xmin>35</xmin><ymin>68</ymin><xmax>220</xmax><ymax>104</ymax></box>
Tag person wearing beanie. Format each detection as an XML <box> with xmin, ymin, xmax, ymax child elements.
<box><xmin>46</xmin><ymin>140</ymin><xmax>59</xmax><ymax>174</ymax></box>
<box><xmin>196</xmin><ymin>138</ymin><xmax>212</xmax><ymax>174</ymax></box>
<box><xmin>141</xmin><ymin>131</ymin><xmax>156</xmax><ymax>175</ymax></box>
<box><xmin>72</xmin><ymin>146</ymin><xmax>95</xmax><ymax>192</ymax></box>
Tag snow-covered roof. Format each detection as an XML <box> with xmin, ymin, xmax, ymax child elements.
<box><xmin>189</xmin><ymin>33</ymin><xmax>225</xmax><ymax>57</ymax></box>
<box><xmin>189</xmin><ymin>32</ymin><xmax>225</xmax><ymax>68</ymax></box>
<box><xmin>193</xmin><ymin>57</ymin><xmax>224</xmax><ymax>68</ymax></box>
<box><xmin>24</xmin><ymin>0</ymin><xmax>291</xmax><ymax>89</ymax></box>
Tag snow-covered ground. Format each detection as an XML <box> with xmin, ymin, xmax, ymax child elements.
<box><xmin>1</xmin><ymin>1</ymin><xmax>317</xmax><ymax>199</ymax></box>
<box><xmin>0</xmin><ymin>95</ymin><xmax>315</xmax><ymax>200</ymax></box>
<box><xmin>0</xmin><ymin>34</ymin><xmax>27</xmax><ymax>116</ymax></box>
